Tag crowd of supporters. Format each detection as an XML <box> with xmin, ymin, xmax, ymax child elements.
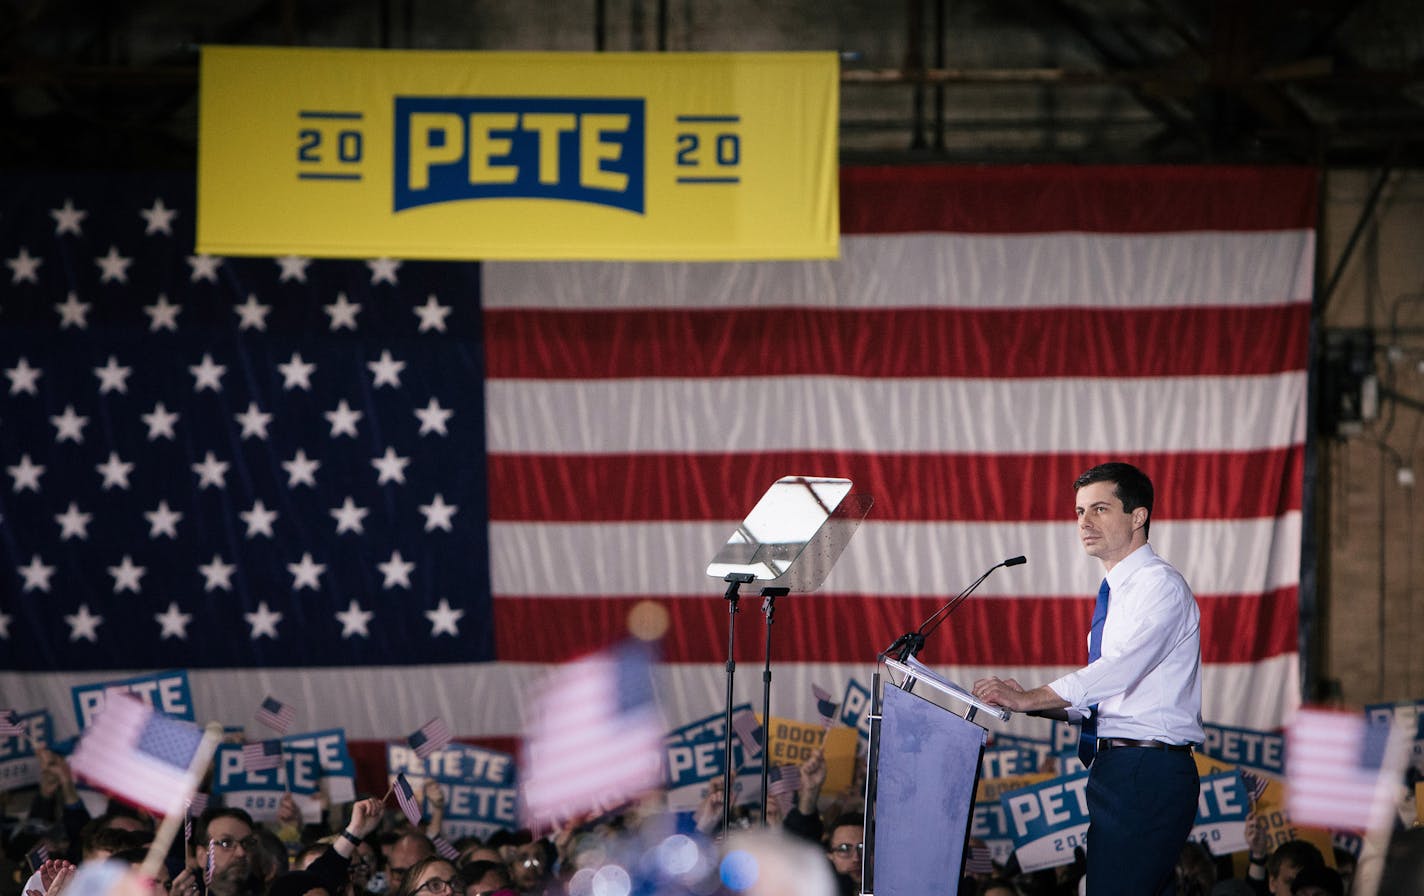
<box><xmin>3</xmin><ymin>743</ymin><xmax>1423</xmax><ymax>896</ymax></box>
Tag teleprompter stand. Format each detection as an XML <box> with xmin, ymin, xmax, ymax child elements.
<box><xmin>706</xmin><ymin>476</ymin><xmax>872</xmax><ymax>833</ymax></box>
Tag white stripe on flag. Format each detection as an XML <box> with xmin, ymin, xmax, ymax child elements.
<box><xmin>483</xmin><ymin>231</ymin><xmax>1314</xmax><ymax>311</ymax></box>
<box><xmin>485</xmin><ymin>372</ymin><xmax>1307</xmax><ymax>455</ymax></box>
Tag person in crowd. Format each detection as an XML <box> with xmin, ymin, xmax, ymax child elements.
<box><xmin>183</xmin><ymin>808</ymin><xmax>261</xmax><ymax>896</ymax></box>
<box><xmin>782</xmin><ymin>749</ymin><xmax>827</xmax><ymax>847</ymax></box>
<box><xmin>383</xmin><ymin>835</ymin><xmax>434</xmax><ymax>895</ymax></box>
<box><xmin>504</xmin><ymin>840</ymin><xmax>554</xmax><ymax>895</ymax></box>
<box><xmin>1176</xmin><ymin>841</ymin><xmax>1217</xmax><ymax>896</ymax></box>
<box><xmin>823</xmin><ymin>812</ymin><xmax>863</xmax><ymax>896</ymax></box>
<box><xmin>1287</xmin><ymin>865</ymin><xmax>1342</xmax><ymax>896</ymax></box>
<box><xmin>392</xmin><ymin>857</ymin><xmax>460</xmax><ymax>896</ymax></box>
<box><xmin>458</xmin><ymin>860</ymin><xmax>511</xmax><ymax>896</ymax></box>
<box><xmin>973</xmin><ymin>462</ymin><xmax>1204</xmax><ymax>896</ymax></box>
<box><xmin>1244</xmin><ymin>840</ymin><xmax>1324</xmax><ymax>896</ymax></box>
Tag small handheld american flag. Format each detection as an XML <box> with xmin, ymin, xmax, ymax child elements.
<box><xmin>407</xmin><ymin>717</ymin><xmax>452</xmax><ymax>760</ymax></box>
<box><xmin>393</xmin><ymin>772</ymin><xmax>423</xmax><ymax>826</ymax></box>
<box><xmin>255</xmin><ymin>697</ymin><xmax>296</xmax><ymax>735</ymax></box>
<box><xmin>242</xmin><ymin>739</ymin><xmax>283</xmax><ymax>772</ymax></box>
<box><xmin>0</xmin><ymin>710</ymin><xmax>27</xmax><ymax>738</ymax></box>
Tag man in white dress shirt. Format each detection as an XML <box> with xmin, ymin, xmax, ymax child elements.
<box><xmin>973</xmin><ymin>461</ymin><xmax>1203</xmax><ymax>895</ymax></box>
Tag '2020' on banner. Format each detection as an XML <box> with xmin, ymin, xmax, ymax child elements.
<box><xmin>198</xmin><ymin>47</ymin><xmax>839</xmax><ymax>261</ymax></box>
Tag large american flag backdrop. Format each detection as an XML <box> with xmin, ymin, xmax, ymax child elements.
<box><xmin>1</xmin><ymin>166</ymin><xmax>1313</xmax><ymax>761</ymax></box>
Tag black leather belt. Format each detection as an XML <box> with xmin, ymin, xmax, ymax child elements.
<box><xmin>1098</xmin><ymin>738</ymin><xmax>1193</xmax><ymax>753</ymax></box>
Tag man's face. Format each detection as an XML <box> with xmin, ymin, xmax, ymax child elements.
<box><xmin>387</xmin><ymin>838</ymin><xmax>433</xmax><ymax>892</ymax></box>
<box><xmin>509</xmin><ymin>845</ymin><xmax>548</xmax><ymax>890</ymax></box>
<box><xmin>1076</xmin><ymin>481</ymin><xmax>1143</xmax><ymax>566</ymax></box>
<box><xmin>826</xmin><ymin>824</ymin><xmax>863</xmax><ymax>879</ymax></box>
<box><xmin>1268</xmin><ymin>860</ymin><xmax>1302</xmax><ymax>896</ymax></box>
<box><xmin>204</xmin><ymin>815</ymin><xmax>255</xmax><ymax>880</ymax></box>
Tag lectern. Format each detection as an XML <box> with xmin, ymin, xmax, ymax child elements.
<box><xmin>864</xmin><ymin>656</ymin><xmax>1009</xmax><ymax>895</ymax></box>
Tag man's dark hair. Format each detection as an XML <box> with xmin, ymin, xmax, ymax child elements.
<box><xmin>194</xmin><ymin>807</ymin><xmax>255</xmax><ymax>845</ymax></box>
<box><xmin>1073</xmin><ymin>462</ymin><xmax>1154</xmax><ymax>538</ymax></box>
<box><xmin>827</xmin><ymin>813</ymin><xmax>864</xmax><ymax>836</ymax></box>
<box><xmin>1267</xmin><ymin>839</ymin><xmax>1325</xmax><ymax>879</ymax></box>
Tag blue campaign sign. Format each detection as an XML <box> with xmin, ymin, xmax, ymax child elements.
<box><xmin>71</xmin><ymin>671</ymin><xmax>195</xmax><ymax>730</ymax></box>
<box><xmin>666</xmin><ymin>729</ymin><xmax>727</xmax><ymax>791</ymax></box>
<box><xmin>0</xmin><ymin>709</ymin><xmax>53</xmax><ymax>789</ymax></box>
<box><xmin>1050</xmin><ymin>721</ymin><xmax>1080</xmax><ymax>755</ymax></box>
<box><xmin>283</xmin><ymin>729</ymin><xmax>356</xmax><ymax>803</ymax></box>
<box><xmin>981</xmin><ymin>746</ymin><xmax>1039</xmax><ymax>778</ymax></box>
<box><xmin>970</xmin><ymin>794</ymin><xmax>1016</xmax><ymax>866</ymax></box>
<box><xmin>839</xmin><ymin>679</ymin><xmax>873</xmax><ymax>743</ymax></box>
<box><xmin>386</xmin><ymin>742</ymin><xmax>519</xmax><ymax>839</ymax></box>
<box><xmin>212</xmin><ymin>744</ymin><xmax>321</xmax><ymax>822</ymax></box>
<box><xmin>387</xmin><ymin>742</ymin><xmax>515</xmax><ymax>786</ymax></box>
<box><xmin>1190</xmin><ymin>771</ymin><xmax>1250</xmax><ymax>855</ymax></box>
<box><xmin>1000</xmin><ymin>771</ymin><xmax>1091</xmax><ymax>873</ymax></box>
<box><xmin>992</xmin><ymin>734</ymin><xmax>1052</xmax><ymax>770</ymax></box>
<box><xmin>1364</xmin><ymin>699</ymin><xmax>1424</xmax><ymax>729</ymax></box>
<box><xmin>1200</xmin><ymin>723</ymin><xmax>1285</xmax><ymax>776</ymax></box>
<box><xmin>1053</xmin><ymin>749</ymin><xmax>1087</xmax><ymax>777</ymax></box>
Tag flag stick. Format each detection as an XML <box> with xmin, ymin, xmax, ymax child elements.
<box><xmin>140</xmin><ymin>722</ymin><xmax>224</xmax><ymax>881</ymax></box>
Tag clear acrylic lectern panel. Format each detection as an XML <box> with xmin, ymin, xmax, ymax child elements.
<box><xmin>871</xmin><ymin>682</ymin><xmax>986</xmax><ymax>895</ymax></box>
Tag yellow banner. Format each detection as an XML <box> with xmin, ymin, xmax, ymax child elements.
<box><xmin>762</xmin><ymin>716</ymin><xmax>859</xmax><ymax>794</ymax></box>
<box><xmin>197</xmin><ymin>47</ymin><xmax>838</xmax><ymax>260</ymax></box>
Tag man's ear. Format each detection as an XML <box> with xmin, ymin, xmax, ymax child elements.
<box><xmin>1133</xmin><ymin>508</ymin><xmax>1148</xmax><ymax>530</ymax></box>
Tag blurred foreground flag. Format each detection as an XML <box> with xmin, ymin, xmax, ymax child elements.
<box><xmin>70</xmin><ymin>694</ymin><xmax>205</xmax><ymax>816</ymax></box>
<box><xmin>1287</xmin><ymin>707</ymin><xmax>1406</xmax><ymax>832</ymax></box>
<box><xmin>520</xmin><ymin>640</ymin><xmax>664</xmax><ymax>829</ymax></box>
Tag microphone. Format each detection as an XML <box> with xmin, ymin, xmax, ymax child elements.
<box><xmin>882</xmin><ymin>555</ymin><xmax>1028</xmax><ymax>661</ymax></box>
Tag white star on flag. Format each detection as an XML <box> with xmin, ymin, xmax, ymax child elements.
<box><xmin>335</xmin><ymin>600</ymin><xmax>373</xmax><ymax>638</ymax></box>
<box><xmin>8</xmin><ymin>455</ymin><xmax>45</xmax><ymax>492</ymax></box>
<box><xmin>244</xmin><ymin>602</ymin><xmax>282</xmax><ymax>639</ymax></box>
<box><xmin>95</xmin><ymin>246</ymin><xmax>133</xmax><ymax>283</ymax></box>
<box><xmin>56</xmin><ymin>292</ymin><xmax>91</xmax><ymax>329</ymax></box>
<box><xmin>6</xmin><ymin>358</ymin><xmax>42</xmax><ymax>395</ymax></box>
<box><xmin>6</xmin><ymin>247</ymin><xmax>42</xmax><ymax>284</ymax></box>
<box><xmin>50</xmin><ymin>199</ymin><xmax>87</xmax><ymax>235</ymax></box>
<box><xmin>240</xmin><ymin>500</ymin><xmax>278</xmax><ymax>538</ymax></box>
<box><xmin>94</xmin><ymin>356</ymin><xmax>133</xmax><ymax>394</ymax></box>
<box><xmin>199</xmin><ymin>555</ymin><xmax>237</xmax><ymax>591</ymax></box>
<box><xmin>144</xmin><ymin>294</ymin><xmax>181</xmax><ymax>331</ymax></box>
<box><xmin>108</xmin><ymin>555</ymin><xmax>146</xmax><ymax>593</ymax></box>
<box><xmin>192</xmin><ymin>451</ymin><xmax>230</xmax><ymax>489</ymax></box>
<box><xmin>235</xmin><ymin>402</ymin><xmax>274</xmax><ymax>440</ymax></box>
<box><xmin>282</xmin><ymin>450</ymin><xmax>321</xmax><ymax>488</ymax></box>
<box><xmin>372</xmin><ymin>447</ymin><xmax>410</xmax><ymax>485</ymax></box>
<box><xmin>325</xmin><ymin>292</ymin><xmax>361</xmax><ymax>330</ymax></box>
<box><xmin>414</xmin><ymin>398</ymin><xmax>453</xmax><ymax>436</ymax></box>
<box><xmin>419</xmin><ymin>494</ymin><xmax>457</xmax><ymax>532</ymax></box>
<box><xmin>414</xmin><ymin>294</ymin><xmax>451</xmax><ymax>332</ymax></box>
<box><xmin>96</xmin><ymin>452</ymin><xmax>135</xmax><ymax>490</ymax></box>
<box><xmin>145</xmin><ymin>501</ymin><xmax>183</xmax><ymax>538</ymax></box>
<box><xmin>186</xmin><ymin>254</ymin><xmax>222</xmax><ymax>282</ymax></box>
<box><xmin>367</xmin><ymin>350</ymin><xmax>405</xmax><ymax>388</ymax></box>
<box><xmin>278</xmin><ymin>353</ymin><xmax>316</xmax><ymax>390</ymax></box>
<box><xmin>366</xmin><ymin>257</ymin><xmax>401</xmax><ymax>284</ymax></box>
<box><xmin>288</xmin><ymin>552</ymin><xmax>325</xmax><ymax>591</ymax></box>
<box><xmin>330</xmin><ymin>497</ymin><xmax>369</xmax><ymax>535</ymax></box>
<box><xmin>55</xmin><ymin>503</ymin><xmax>92</xmax><ymax>541</ymax></box>
<box><xmin>378</xmin><ymin>551</ymin><xmax>415</xmax><ymax>589</ymax></box>
<box><xmin>325</xmin><ymin>400</ymin><xmax>363</xmax><ymax>438</ymax></box>
<box><xmin>234</xmin><ymin>295</ymin><xmax>272</xmax><ymax>331</ymax></box>
<box><xmin>139</xmin><ymin>197</ymin><xmax>178</xmax><ymax>235</ymax></box>
<box><xmin>425</xmin><ymin>598</ymin><xmax>464</xmax><ymax>637</ymax></box>
<box><xmin>142</xmin><ymin>402</ymin><xmax>180</xmax><ymax>440</ymax></box>
<box><xmin>51</xmin><ymin>405</ymin><xmax>89</xmax><ymax>443</ymax></box>
<box><xmin>65</xmin><ymin>604</ymin><xmax>102</xmax><ymax>642</ymax></box>
<box><xmin>19</xmin><ymin>555</ymin><xmax>56</xmax><ymax>592</ymax></box>
<box><xmin>275</xmin><ymin>255</ymin><xmax>311</xmax><ymax>282</ymax></box>
<box><xmin>154</xmin><ymin>602</ymin><xmax>192</xmax><ymax>640</ymax></box>
<box><xmin>189</xmin><ymin>353</ymin><xmax>226</xmax><ymax>391</ymax></box>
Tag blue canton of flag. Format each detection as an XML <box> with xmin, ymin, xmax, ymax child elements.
<box><xmin>0</xmin><ymin>175</ymin><xmax>492</xmax><ymax>670</ymax></box>
<box><xmin>812</xmin><ymin>684</ymin><xmax>838</xmax><ymax>729</ymax></box>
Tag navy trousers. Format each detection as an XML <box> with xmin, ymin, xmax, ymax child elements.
<box><xmin>1084</xmin><ymin>746</ymin><xmax>1199</xmax><ymax>895</ymax></box>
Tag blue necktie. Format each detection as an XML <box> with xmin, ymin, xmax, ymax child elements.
<box><xmin>1077</xmin><ymin>578</ymin><xmax>1110</xmax><ymax>767</ymax></box>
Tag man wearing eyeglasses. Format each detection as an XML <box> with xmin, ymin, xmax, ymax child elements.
<box><xmin>824</xmin><ymin>813</ymin><xmax>864</xmax><ymax>891</ymax></box>
<box><xmin>190</xmin><ymin>808</ymin><xmax>261</xmax><ymax>896</ymax></box>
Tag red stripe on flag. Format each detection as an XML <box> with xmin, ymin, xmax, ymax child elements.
<box><xmin>483</xmin><ymin>305</ymin><xmax>1309</xmax><ymax>380</ymax></box>
<box><xmin>486</xmin><ymin>448</ymin><xmax>1303</xmax><ymax>522</ymax></box>
<box><xmin>839</xmin><ymin>165</ymin><xmax>1319</xmax><ymax>234</ymax></box>
<box><xmin>492</xmin><ymin>588</ymin><xmax>1297</xmax><ymax>665</ymax></box>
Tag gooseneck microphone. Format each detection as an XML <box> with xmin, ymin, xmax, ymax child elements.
<box><xmin>882</xmin><ymin>555</ymin><xmax>1027</xmax><ymax>662</ymax></box>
